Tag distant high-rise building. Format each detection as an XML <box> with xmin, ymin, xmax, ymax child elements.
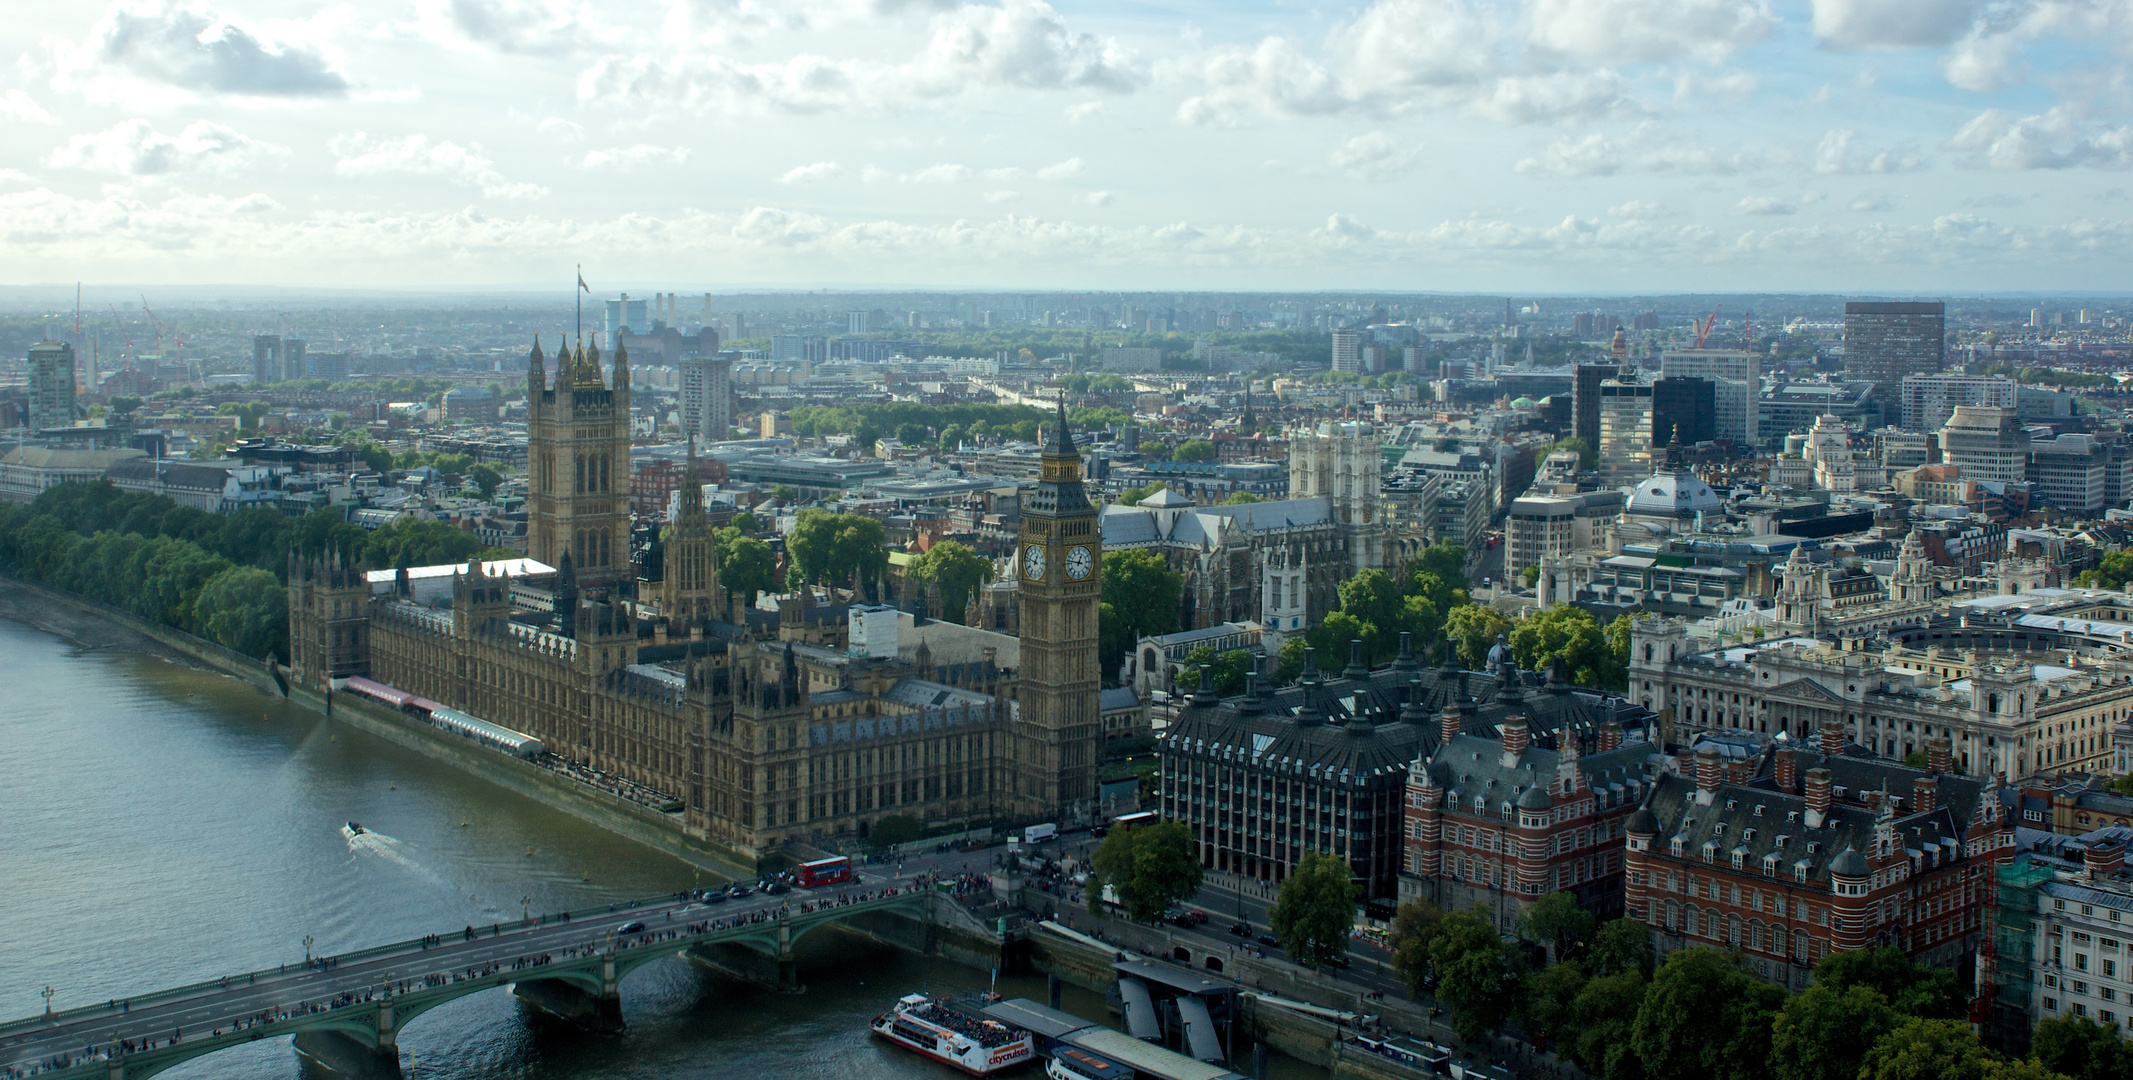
<box><xmin>1658</xmin><ymin>349</ymin><xmax>1758</xmax><ymax>446</ymax></box>
<box><xmin>1633</xmin><ymin>310</ymin><xmax>1659</xmax><ymax>332</ymax></box>
<box><xmin>603</xmin><ymin>298</ymin><xmax>650</xmax><ymax>351</ymax></box>
<box><xmin>680</xmin><ymin>349</ymin><xmax>732</xmax><ymax>442</ymax></box>
<box><xmin>252</xmin><ymin>335</ymin><xmax>281</xmax><ymax>384</ymax></box>
<box><xmin>1899</xmin><ymin>373</ymin><xmax>2017</xmax><ymax>433</ymax></box>
<box><xmin>1504</xmin><ymin>298</ymin><xmax>1514</xmax><ymax>329</ymax></box>
<box><xmin>1938</xmin><ymin>405</ymin><xmax>2029</xmax><ymax>483</ymax></box>
<box><xmin>1651</xmin><ymin>376</ymin><xmax>1715</xmax><ymax>447</ymax></box>
<box><xmin>283</xmin><ymin>337</ymin><xmax>307</xmax><ymax>379</ymax></box>
<box><xmin>1331</xmin><ymin>329</ymin><xmax>1362</xmax><ymax>373</ymax></box>
<box><xmin>1572</xmin><ymin>362</ymin><xmax>1619</xmax><ymax>454</ymax></box>
<box><xmin>1359</xmin><ymin>344</ymin><xmax>1390</xmax><ymax>374</ymax></box>
<box><xmin>1573</xmin><ymin>312</ymin><xmax>1595</xmax><ymax>336</ymax></box>
<box><xmin>27</xmin><ymin>341</ymin><xmax>75</xmax><ymax>430</ymax></box>
<box><xmin>1845</xmin><ymin>301</ymin><xmax>1945</xmax><ymax>416</ymax></box>
<box><xmin>1597</xmin><ymin>376</ymin><xmax>1656</xmax><ymax>485</ymax></box>
<box><xmin>771</xmin><ymin>334</ymin><xmax>827</xmax><ymax>364</ymax></box>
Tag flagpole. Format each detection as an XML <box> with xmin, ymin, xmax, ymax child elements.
<box><xmin>575</xmin><ymin>264</ymin><xmax>582</xmax><ymax>345</ymax></box>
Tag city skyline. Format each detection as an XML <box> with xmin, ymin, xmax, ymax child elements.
<box><xmin>1</xmin><ymin>1</ymin><xmax>2130</xmax><ymax>291</ymax></box>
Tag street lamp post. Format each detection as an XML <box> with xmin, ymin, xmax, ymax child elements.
<box><xmin>40</xmin><ymin>986</ymin><xmax>54</xmax><ymax>1018</ymax></box>
<box><xmin>304</xmin><ymin>935</ymin><xmax>315</xmax><ymax>964</ymax></box>
<box><xmin>521</xmin><ymin>896</ymin><xmax>531</xmax><ymax>924</ymax></box>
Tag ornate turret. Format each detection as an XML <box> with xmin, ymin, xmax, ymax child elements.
<box><xmin>528</xmin><ymin>334</ymin><xmax>547</xmax><ymax>394</ymax></box>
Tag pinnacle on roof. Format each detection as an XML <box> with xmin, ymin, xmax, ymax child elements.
<box><xmin>1047</xmin><ymin>394</ymin><xmax>1076</xmax><ymax>457</ymax></box>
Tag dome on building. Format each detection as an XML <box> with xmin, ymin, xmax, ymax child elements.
<box><xmin>1518</xmin><ymin>784</ymin><xmax>1553</xmax><ymax>811</ymax></box>
<box><xmin>1625</xmin><ymin>807</ymin><xmax>1660</xmax><ymax>834</ymax></box>
<box><xmin>1828</xmin><ymin>846</ymin><xmax>1870</xmax><ymax>877</ymax></box>
<box><xmin>1624</xmin><ymin>468</ymin><xmax>1724</xmax><ymax>520</ymax></box>
<box><xmin>1511</xmin><ymin>396</ymin><xmax>1538</xmax><ymax>409</ymax></box>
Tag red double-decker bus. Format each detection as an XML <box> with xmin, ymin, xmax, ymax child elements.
<box><xmin>795</xmin><ymin>856</ymin><xmax>852</xmax><ymax>887</ymax></box>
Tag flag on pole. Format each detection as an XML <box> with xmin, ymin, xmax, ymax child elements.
<box><xmin>577</xmin><ymin>269</ymin><xmax>589</xmax><ymax>293</ymax></box>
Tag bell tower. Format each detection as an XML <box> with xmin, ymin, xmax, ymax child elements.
<box><xmin>661</xmin><ymin>437</ymin><xmax>717</xmax><ymax>626</ymax></box>
<box><xmin>1015</xmin><ymin>398</ymin><xmax>1102</xmax><ymax>817</ymax></box>
<box><xmin>527</xmin><ymin>335</ymin><xmax>633</xmax><ymax>592</ymax></box>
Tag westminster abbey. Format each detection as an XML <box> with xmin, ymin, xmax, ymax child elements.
<box><xmin>289</xmin><ymin>338</ymin><xmax>1099</xmax><ymax>862</ymax></box>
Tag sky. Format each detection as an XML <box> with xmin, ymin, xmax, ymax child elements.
<box><xmin>2</xmin><ymin>0</ymin><xmax>2132</xmax><ymax>294</ymax></box>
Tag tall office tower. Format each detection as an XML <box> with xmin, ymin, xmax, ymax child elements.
<box><xmin>1938</xmin><ymin>406</ymin><xmax>2030</xmax><ymax>483</ymax></box>
<box><xmin>1899</xmin><ymin>373</ymin><xmax>2017</xmax><ymax>433</ymax></box>
<box><xmin>252</xmin><ymin>335</ymin><xmax>281</xmax><ymax>384</ymax></box>
<box><xmin>1015</xmin><ymin>400</ymin><xmax>1102</xmax><ymax>816</ymax></box>
<box><xmin>527</xmin><ymin>336</ymin><xmax>633</xmax><ymax>591</ymax></box>
<box><xmin>1331</xmin><ymin>328</ymin><xmax>1362</xmax><ymax>372</ymax></box>
<box><xmin>26</xmin><ymin>341</ymin><xmax>76</xmax><ymax>430</ymax></box>
<box><xmin>283</xmin><ymin>338</ymin><xmax>307</xmax><ymax>380</ymax></box>
<box><xmin>1504</xmin><ymin>298</ymin><xmax>1514</xmax><ymax>328</ymax></box>
<box><xmin>680</xmin><ymin>345</ymin><xmax>732</xmax><ymax>441</ymax></box>
<box><xmin>1572</xmin><ymin>362</ymin><xmax>1619</xmax><ymax>454</ymax></box>
<box><xmin>1573</xmin><ymin>312</ymin><xmax>1595</xmax><ymax>336</ymax></box>
<box><xmin>603</xmin><ymin>298</ymin><xmax>651</xmax><ymax>350</ymax></box>
<box><xmin>1845</xmin><ymin>301</ymin><xmax>1945</xmax><ymax>417</ymax></box>
<box><xmin>1597</xmin><ymin>376</ymin><xmax>1656</xmax><ymax>485</ymax></box>
<box><xmin>1658</xmin><ymin>348</ymin><xmax>1758</xmax><ymax>446</ymax></box>
<box><xmin>1650</xmin><ymin>377</ymin><xmax>1715</xmax><ymax>446</ymax></box>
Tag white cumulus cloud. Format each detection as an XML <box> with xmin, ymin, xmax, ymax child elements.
<box><xmin>777</xmin><ymin>161</ymin><xmax>842</xmax><ymax>183</ymax></box>
<box><xmin>579</xmin><ymin>144</ymin><xmax>690</xmax><ymax>169</ymax></box>
<box><xmin>1732</xmin><ymin>194</ymin><xmax>1796</xmax><ymax>215</ymax></box>
<box><xmin>50</xmin><ymin>1</ymin><xmax>351</xmax><ymax>102</ymax></box>
<box><xmin>1331</xmin><ymin>131</ymin><xmax>1413</xmax><ymax>181</ymax></box>
<box><xmin>1815</xmin><ymin>129</ymin><xmax>1925</xmax><ymax>173</ymax></box>
<box><xmin>1036</xmin><ymin>157</ymin><xmax>1084</xmax><ymax>180</ymax></box>
<box><xmin>329</xmin><ymin>132</ymin><xmax>547</xmax><ymax>198</ymax></box>
<box><xmin>1810</xmin><ymin>0</ymin><xmax>1986</xmax><ymax>49</ymax></box>
<box><xmin>1949</xmin><ymin>108</ymin><xmax>2133</xmax><ymax>170</ymax></box>
<box><xmin>0</xmin><ymin>91</ymin><xmax>58</xmax><ymax>124</ymax></box>
<box><xmin>1526</xmin><ymin>0</ymin><xmax>1776</xmax><ymax>65</ymax></box>
<box><xmin>49</xmin><ymin>118</ymin><xmax>267</xmax><ymax>175</ymax></box>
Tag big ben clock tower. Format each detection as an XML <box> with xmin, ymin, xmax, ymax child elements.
<box><xmin>1015</xmin><ymin>398</ymin><xmax>1102</xmax><ymax>817</ymax></box>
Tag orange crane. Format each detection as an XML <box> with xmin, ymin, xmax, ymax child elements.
<box><xmin>141</xmin><ymin>295</ymin><xmax>165</xmax><ymax>356</ymax></box>
<box><xmin>1693</xmin><ymin>304</ymin><xmax>1723</xmax><ymax>348</ymax></box>
<box><xmin>108</xmin><ymin>305</ymin><xmax>137</xmax><ymax>370</ymax></box>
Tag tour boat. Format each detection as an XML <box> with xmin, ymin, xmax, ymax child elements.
<box><xmin>871</xmin><ymin>994</ymin><xmax>1034</xmax><ymax>1076</ymax></box>
<box><xmin>342</xmin><ymin>822</ymin><xmax>367</xmax><ymax>840</ymax></box>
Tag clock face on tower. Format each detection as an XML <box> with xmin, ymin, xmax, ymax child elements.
<box><xmin>1024</xmin><ymin>544</ymin><xmax>1046</xmax><ymax>581</ymax></box>
<box><xmin>1066</xmin><ymin>546</ymin><xmax>1093</xmax><ymax>580</ymax></box>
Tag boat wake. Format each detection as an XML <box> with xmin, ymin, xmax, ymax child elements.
<box><xmin>345</xmin><ymin>828</ymin><xmax>445</xmax><ymax>885</ymax></box>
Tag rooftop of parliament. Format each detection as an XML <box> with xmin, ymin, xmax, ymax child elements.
<box><xmin>289</xmin><ymin>336</ymin><xmax>1100</xmax><ymax>863</ymax></box>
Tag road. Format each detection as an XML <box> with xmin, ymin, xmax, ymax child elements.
<box><xmin>0</xmin><ymin>847</ymin><xmax>992</xmax><ymax>1079</ymax></box>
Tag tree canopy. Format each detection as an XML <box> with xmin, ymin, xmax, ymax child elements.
<box><xmin>1268</xmin><ymin>851</ymin><xmax>1357</xmax><ymax>969</ymax></box>
<box><xmin>1100</xmin><ymin>549</ymin><xmax>1182</xmax><ymax>677</ymax></box>
<box><xmin>1088</xmin><ymin>819</ymin><xmax>1202</xmax><ymax>923</ymax></box>
<box><xmin>908</xmin><ymin>540</ymin><xmax>995</xmax><ymax>624</ymax></box>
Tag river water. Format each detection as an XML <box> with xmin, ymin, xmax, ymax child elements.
<box><xmin>0</xmin><ymin>605</ymin><xmax>1318</xmax><ymax>1080</ymax></box>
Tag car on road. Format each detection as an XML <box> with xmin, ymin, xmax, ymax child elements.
<box><xmin>1168</xmin><ymin>911</ymin><xmax>1195</xmax><ymax>928</ymax></box>
<box><xmin>617</xmin><ymin>921</ymin><xmax>646</xmax><ymax>934</ymax></box>
<box><xmin>1185</xmin><ymin>909</ymin><xmax>1208</xmax><ymax>924</ymax></box>
<box><xmin>1257</xmin><ymin>934</ymin><xmax>1280</xmax><ymax>948</ymax></box>
<box><xmin>700</xmin><ymin>891</ymin><xmax>728</xmax><ymax>905</ymax></box>
<box><xmin>1228</xmin><ymin>922</ymin><xmax>1252</xmax><ymax>936</ymax></box>
<box><xmin>762</xmin><ymin>881</ymin><xmax>790</xmax><ymax>895</ymax></box>
<box><xmin>727</xmin><ymin>885</ymin><xmax>753</xmax><ymax>899</ymax></box>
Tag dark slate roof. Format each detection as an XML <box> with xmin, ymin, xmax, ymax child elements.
<box><xmin>1639</xmin><ymin>745</ymin><xmax>1996</xmax><ymax>885</ymax></box>
<box><xmin>1421</xmin><ymin>732</ymin><xmax>1653</xmax><ymax>816</ymax></box>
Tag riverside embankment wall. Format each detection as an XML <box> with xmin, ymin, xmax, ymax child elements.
<box><xmin>0</xmin><ymin>576</ymin><xmax>755</xmax><ymax>880</ymax></box>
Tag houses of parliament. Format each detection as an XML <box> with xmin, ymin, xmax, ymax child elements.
<box><xmin>287</xmin><ymin>337</ymin><xmax>1102</xmax><ymax>862</ymax></box>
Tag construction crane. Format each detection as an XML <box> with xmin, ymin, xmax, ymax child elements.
<box><xmin>1693</xmin><ymin>304</ymin><xmax>1723</xmax><ymax>348</ymax></box>
<box><xmin>141</xmin><ymin>295</ymin><xmax>165</xmax><ymax>356</ymax></box>
<box><xmin>108</xmin><ymin>305</ymin><xmax>137</xmax><ymax>370</ymax></box>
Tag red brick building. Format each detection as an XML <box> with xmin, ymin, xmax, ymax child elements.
<box><xmin>632</xmin><ymin>455</ymin><xmax>727</xmax><ymax>517</ymax></box>
<box><xmin>1624</xmin><ymin>724</ymin><xmax>2014</xmax><ymax>988</ymax></box>
<box><xmin>1403</xmin><ymin>701</ymin><xmax>1653</xmax><ymax>933</ymax></box>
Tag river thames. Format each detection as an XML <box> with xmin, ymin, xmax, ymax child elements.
<box><xmin>0</xmin><ymin>602</ymin><xmax>1317</xmax><ymax>1080</ymax></box>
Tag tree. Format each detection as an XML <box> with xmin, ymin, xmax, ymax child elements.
<box><xmin>715</xmin><ymin>531</ymin><xmax>778</xmax><ymax>612</ymax></box>
<box><xmin>1510</xmin><ymin>605</ymin><xmax>1622</xmax><ymax>688</ymax></box>
<box><xmin>357</xmin><ymin>442</ymin><xmax>395</xmax><ymax>475</ymax></box>
<box><xmin>1770</xmin><ymin>983</ymin><xmax>1900</xmax><ymax>1080</ymax></box>
<box><xmin>908</xmin><ymin>540</ymin><xmax>994</xmax><ymax>625</ymax></box>
<box><xmin>1089</xmin><ymin>820</ymin><xmax>1203</xmax><ymax>923</ymax></box>
<box><xmin>1519</xmin><ymin>890</ymin><xmax>1596</xmax><ymax>963</ymax></box>
<box><xmin>1571</xmin><ymin>971</ymin><xmax>1649</xmax><ymax>1080</ymax></box>
<box><xmin>1222</xmin><ymin>491</ymin><xmax>1266</xmax><ymax>504</ymax></box>
<box><xmin>1857</xmin><ymin>1018</ymin><xmax>1992</xmax><ymax>1080</ymax></box>
<box><xmin>1268</xmin><ymin>851</ymin><xmax>1357</xmax><ymax>970</ymax></box>
<box><xmin>1173</xmin><ymin>439</ymin><xmax>1218</xmax><ymax>462</ymax></box>
<box><xmin>1444</xmin><ymin>603</ymin><xmax>1514</xmax><ymax>670</ymax></box>
<box><xmin>1547</xmin><ymin>436</ymin><xmax>1596</xmax><ymax>471</ymax></box>
<box><xmin>786</xmin><ymin>510</ymin><xmax>891</xmax><ymax>596</ymax></box>
<box><xmin>1338</xmin><ymin>569</ymin><xmax>1404</xmax><ymax>655</ymax></box>
<box><xmin>1523</xmin><ymin>563</ymin><xmax>1541</xmax><ymax>587</ymax></box>
<box><xmin>1632</xmin><ymin>947</ymin><xmax>1782</xmax><ymax>1080</ymax></box>
<box><xmin>108</xmin><ymin>395</ymin><xmax>143</xmax><ymax>418</ymax></box>
<box><xmin>1584</xmin><ymin>918</ymin><xmax>1654</xmax><ymax>978</ymax></box>
<box><xmin>1115</xmin><ymin>481</ymin><xmax>1174</xmax><ymax>506</ymax></box>
<box><xmin>938</xmin><ymin>423</ymin><xmax>964</xmax><ymax>451</ymax></box>
<box><xmin>1521</xmin><ymin>959</ymin><xmax>1588</xmax><ymax>1043</ymax></box>
<box><xmin>362</xmin><ymin>518</ymin><xmax>503</xmax><ymax>569</ymax></box>
<box><xmin>1430</xmin><ymin>906</ymin><xmax>1522</xmax><ymax>1042</ymax></box>
<box><xmin>895</xmin><ymin>422</ymin><xmax>928</xmax><ymax>445</ymax></box>
<box><xmin>467</xmin><ymin>463</ymin><xmax>503</xmax><ymax>499</ymax></box>
<box><xmin>192</xmin><ymin>566</ymin><xmax>291</xmax><ymax>660</ymax></box>
<box><xmin>868</xmin><ymin>813</ymin><xmax>924</xmax><ymax>850</ymax></box>
<box><xmin>1813</xmin><ymin>946</ymin><xmax>1964</xmax><ymax>1020</ymax></box>
<box><xmin>1100</xmin><ymin>549</ymin><xmax>1182</xmax><ymax>676</ymax></box>
<box><xmin>2031</xmin><ymin>1014</ymin><xmax>2133</xmax><ymax>1080</ymax></box>
<box><xmin>1179</xmin><ymin>647</ymin><xmax>1253</xmax><ymax>696</ymax></box>
<box><xmin>1387</xmin><ymin>899</ymin><xmax>1444</xmax><ymax>998</ymax></box>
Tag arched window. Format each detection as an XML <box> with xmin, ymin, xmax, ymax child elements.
<box><xmin>1685</xmin><ymin>903</ymin><xmax>1700</xmax><ymax>936</ymax></box>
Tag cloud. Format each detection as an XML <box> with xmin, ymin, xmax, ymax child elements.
<box><xmin>579</xmin><ymin>144</ymin><xmax>690</xmax><ymax>169</ymax></box>
<box><xmin>777</xmin><ymin>161</ymin><xmax>842</xmax><ymax>183</ymax></box>
<box><xmin>329</xmin><ymin>132</ymin><xmax>548</xmax><ymax>198</ymax></box>
<box><xmin>1949</xmin><ymin>108</ymin><xmax>2133</xmax><ymax>170</ymax></box>
<box><xmin>412</xmin><ymin>0</ymin><xmax>607</xmax><ymax>57</ymax></box>
<box><xmin>982</xmin><ymin>189</ymin><xmax>1017</xmax><ymax>202</ymax></box>
<box><xmin>907</xmin><ymin>163</ymin><xmax>972</xmax><ymax>182</ymax></box>
<box><xmin>53</xmin><ymin>1</ymin><xmax>351</xmax><ymax>101</ymax></box>
<box><xmin>49</xmin><ymin>118</ymin><xmax>267</xmax><ymax>175</ymax></box>
<box><xmin>1036</xmin><ymin>157</ymin><xmax>1084</xmax><ymax>180</ymax></box>
<box><xmin>1609</xmin><ymin>200</ymin><xmax>1664</xmax><ymax>219</ymax></box>
<box><xmin>1329</xmin><ymin>131</ymin><xmax>1412</xmax><ymax>181</ymax></box>
<box><xmin>0</xmin><ymin>91</ymin><xmax>58</xmax><ymax>124</ymax></box>
<box><xmin>537</xmin><ymin>117</ymin><xmax>584</xmax><ymax>138</ymax></box>
<box><xmin>1516</xmin><ymin>133</ymin><xmax>1619</xmax><ymax>178</ymax></box>
<box><xmin>1084</xmin><ymin>190</ymin><xmax>1114</xmax><ymax>206</ymax></box>
<box><xmin>1810</xmin><ymin>0</ymin><xmax>1986</xmax><ymax>49</ymax></box>
<box><xmin>1852</xmin><ymin>194</ymin><xmax>1895</xmax><ymax>211</ymax></box>
<box><xmin>1526</xmin><ymin>0</ymin><xmax>1776</xmax><ymax>65</ymax></box>
<box><xmin>1814</xmin><ymin>129</ymin><xmax>1925</xmax><ymax>173</ymax></box>
<box><xmin>579</xmin><ymin>0</ymin><xmax>1145</xmax><ymax>115</ymax></box>
<box><xmin>1063</xmin><ymin>101</ymin><xmax>1104</xmax><ymax>124</ymax></box>
<box><xmin>983</xmin><ymin>166</ymin><xmax>1023</xmax><ymax>180</ymax></box>
<box><xmin>1732</xmin><ymin>194</ymin><xmax>1796</xmax><ymax>215</ymax></box>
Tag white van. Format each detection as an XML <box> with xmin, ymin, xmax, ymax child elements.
<box><xmin>1023</xmin><ymin>823</ymin><xmax>1059</xmax><ymax>844</ymax></box>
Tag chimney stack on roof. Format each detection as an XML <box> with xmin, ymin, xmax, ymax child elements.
<box><xmin>1439</xmin><ymin>702</ymin><xmax>1464</xmax><ymax>749</ymax></box>
<box><xmin>1775</xmin><ymin>746</ymin><xmax>1800</xmax><ymax>794</ymax></box>
<box><xmin>1805</xmin><ymin>767</ymin><xmax>1833</xmax><ymax>827</ymax></box>
<box><xmin>1598</xmin><ymin>720</ymin><xmax>1623</xmax><ymax>752</ymax></box>
<box><xmin>1819</xmin><ymin>718</ymin><xmax>1846</xmax><ymax>757</ymax></box>
<box><xmin>1929</xmin><ymin>736</ymin><xmax>1953</xmax><ymax>775</ymax></box>
<box><xmin>1912</xmin><ymin>775</ymin><xmax>1937</xmax><ymax>815</ymax></box>
<box><xmin>1500</xmin><ymin>715</ymin><xmax>1531</xmax><ymax>766</ymax></box>
<box><xmin>1694</xmin><ymin>746</ymin><xmax>1723</xmax><ymax>805</ymax></box>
